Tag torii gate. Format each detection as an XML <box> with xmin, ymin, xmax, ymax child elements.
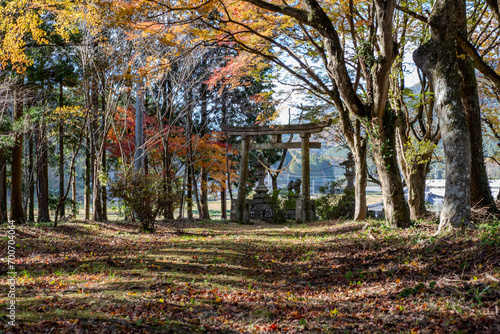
<box><xmin>221</xmin><ymin>119</ymin><xmax>332</xmax><ymax>223</ymax></box>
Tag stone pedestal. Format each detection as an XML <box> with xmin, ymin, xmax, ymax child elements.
<box><xmin>296</xmin><ymin>197</ymin><xmax>317</xmax><ymax>223</ymax></box>
<box><xmin>230</xmin><ymin>199</ymin><xmax>249</xmax><ymax>223</ymax></box>
<box><xmin>249</xmin><ymin>194</ymin><xmax>278</xmax><ymax>222</ymax></box>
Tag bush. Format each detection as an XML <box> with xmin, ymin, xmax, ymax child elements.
<box><xmin>270</xmin><ymin>188</ymin><xmax>296</xmax><ymax>210</ymax></box>
<box><xmin>267</xmin><ymin>189</ymin><xmax>296</xmax><ymax>223</ymax></box>
<box><xmin>109</xmin><ymin>171</ymin><xmax>175</xmax><ymax>231</ymax></box>
<box><xmin>49</xmin><ymin>193</ymin><xmax>80</xmax><ymax>218</ymax></box>
<box><xmin>316</xmin><ymin>180</ymin><xmax>354</xmax><ymax>220</ymax></box>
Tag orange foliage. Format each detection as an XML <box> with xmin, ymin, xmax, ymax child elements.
<box><xmin>108</xmin><ymin>105</ymin><xmax>237</xmax><ymax>192</ymax></box>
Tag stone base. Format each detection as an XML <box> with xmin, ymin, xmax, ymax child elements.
<box><xmin>230</xmin><ymin>197</ymin><xmax>316</xmax><ymax>224</ymax></box>
<box><xmin>230</xmin><ymin>199</ymin><xmax>250</xmax><ymax>223</ymax></box>
<box><xmin>295</xmin><ymin>199</ymin><xmax>317</xmax><ymax>223</ymax></box>
<box><xmin>248</xmin><ymin>195</ymin><xmax>283</xmax><ymax>223</ymax></box>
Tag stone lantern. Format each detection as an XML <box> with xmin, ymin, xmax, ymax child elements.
<box><xmin>340</xmin><ymin>152</ymin><xmax>355</xmax><ymax>189</ymax></box>
<box><xmin>252</xmin><ymin>153</ymin><xmax>269</xmax><ymax>197</ymax></box>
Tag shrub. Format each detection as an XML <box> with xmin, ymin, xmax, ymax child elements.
<box><xmin>49</xmin><ymin>193</ymin><xmax>80</xmax><ymax>218</ymax></box>
<box><xmin>267</xmin><ymin>189</ymin><xmax>297</xmax><ymax>223</ymax></box>
<box><xmin>270</xmin><ymin>188</ymin><xmax>297</xmax><ymax>210</ymax></box>
<box><xmin>109</xmin><ymin>171</ymin><xmax>175</xmax><ymax>231</ymax></box>
<box><xmin>316</xmin><ymin>180</ymin><xmax>354</xmax><ymax>220</ymax></box>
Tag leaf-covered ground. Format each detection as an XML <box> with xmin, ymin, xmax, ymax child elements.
<box><xmin>1</xmin><ymin>219</ymin><xmax>499</xmax><ymax>333</ymax></box>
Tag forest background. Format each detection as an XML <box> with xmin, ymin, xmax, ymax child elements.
<box><xmin>0</xmin><ymin>0</ymin><xmax>500</xmax><ymax>231</ymax></box>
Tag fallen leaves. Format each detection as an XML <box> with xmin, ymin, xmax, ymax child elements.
<box><xmin>0</xmin><ymin>219</ymin><xmax>499</xmax><ymax>333</ymax></box>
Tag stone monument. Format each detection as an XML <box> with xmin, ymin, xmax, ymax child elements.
<box><xmin>340</xmin><ymin>152</ymin><xmax>355</xmax><ymax>190</ymax></box>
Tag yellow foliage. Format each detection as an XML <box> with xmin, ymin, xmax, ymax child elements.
<box><xmin>0</xmin><ymin>0</ymin><xmax>102</xmax><ymax>72</ymax></box>
<box><xmin>52</xmin><ymin>106</ymin><xmax>86</xmax><ymax>120</ymax></box>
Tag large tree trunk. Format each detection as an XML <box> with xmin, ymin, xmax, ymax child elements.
<box><xmin>0</xmin><ymin>153</ymin><xmax>7</xmax><ymax>222</ymax></box>
<box><xmin>10</xmin><ymin>91</ymin><xmax>25</xmax><ymax>224</ymax></box>
<box><xmin>413</xmin><ymin>0</ymin><xmax>472</xmax><ymax>231</ymax></box>
<box><xmin>367</xmin><ymin>113</ymin><xmax>411</xmax><ymax>227</ymax></box>
<box><xmin>456</xmin><ymin>1</ymin><xmax>497</xmax><ymax>213</ymax></box>
<box><xmin>36</xmin><ymin>122</ymin><xmax>50</xmax><ymax>223</ymax></box>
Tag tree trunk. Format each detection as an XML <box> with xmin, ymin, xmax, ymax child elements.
<box><xmin>84</xmin><ymin>137</ymin><xmax>91</xmax><ymax>221</ymax></box>
<box><xmin>28</xmin><ymin>135</ymin><xmax>34</xmax><ymax>222</ymax></box>
<box><xmin>367</xmin><ymin>113</ymin><xmax>411</xmax><ymax>228</ymax></box>
<box><xmin>59</xmin><ymin>80</ymin><xmax>65</xmax><ymax>218</ymax></box>
<box><xmin>271</xmin><ymin>147</ymin><xmax>289</xmax><ymax>191</ymax></box>
<box><xmin>456</xmin><ymin>1</ymin><xmax>497</xmax><ymax>213</ymax></box>
<box><xmin>352</xmin><ymin>131</ymin><xmax>367</xmax><ymax>221</ymax></box>
<box><xmin>92</xmin><ymin>162</ymin><xmax>102</xmax><ymax>221</ymax></box>
<box><xmin>0</xmin><ymin>153</ymin><xmax>7</xmax><ymax>222</ymax></box>
<box><xmin>221</xmin><ymin>187</ymin><xmax>227</xmax><ymax>219</ymax></box>
<box><xmin>395</xmin><ymin>117</ymin><xmax>432</xmax><ymax>220</ymax></box>
<box><xmin>177</xmin><ymin>166</ymin><xmax>187</xmax><ymax>219</ymax></box>
<box><xmin>23</xmin><ymin>133</ymin><xmax>28</xmax><ymax>215</ymax></box>
<box><xmin>59</xmin><ymin>124</ymin><xmax>65</xmax><ymax>218</ymax></box>
<box><xmin>36</xmin><ymin>122</ymin><xmax>50</xmax><ymax>223</ymax></box>
<box><xmin>199</xmin><ymin>83</ymin><xmax>210</xmax><ymax>220</ymax></box>
<box><xmin>220</xmin><ymin>93</ymin><xmax>228</xmax><ymax>219</ymax></box>
<box><xmin>101</xmin><ymin>147</ymin><xmax>107</xmax><ymax>221</ymax></box>
<box><xmin>91</xmin><ymin>84</ymin><xmax>102</xmax><ymax>222</ymax></box>
<box><xmin>101</xmin><ymin>75</ymin><xmax>108</xmax><ymax>221</ymax></box>
<box><xmin>413</xmin><ymin>0</ymin><xmax>472</xmax><ymax>231</ymax></box>
<box><xmin>187</xmin><ymin>164</ymin><xmax>193</xmax><ymax>220</ymax></box>
<box><xmin>72</xmin><ymin>168</ymin><xmax>77</xmax><ymax>218</ymax></box>
<box><xmin>225</xmin><ymin>139</ymin><xmax>233</xmax><ymax>202</ymax></box>
<box><xmin>407</xmin><ymin>161</ymin><xmax>430</xmax><ymax>219</ymax></box>
<box><xmin>135</xmin><ymin>79</ymin><xmax>144</xmax><ymax>171</ymax></box>
<box><xmin>200</xmin><ymin>168</ymin><xmax>210</xmax><ymax>220</ymax></box>
<box><xmin>91</xmin><ymin>123</ymin><xmax>103</xmax><ymax>222</ymax></box>
<box><xmin>10</xmin><ymin>91</ymin><xmax>25</xmax><ymax>224</ymax></box>
<box><xmin>193</xmin><ymin>172</ymin><xmax>202</xmax><ymax>218</ymax></box>
<box><xmin>163</xmin><ymin>154</ymin><xmax>175</xmax><ymax>220</ymax></box>
<box><xmin>186</xmin><ymin>94</ymin><xmax>194</xmax><ymax>221</ymax></box>
<box><xmin>271</xmin><ymin>175</ymin><xmax>278</xmax><ymax>191</ymax></box>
